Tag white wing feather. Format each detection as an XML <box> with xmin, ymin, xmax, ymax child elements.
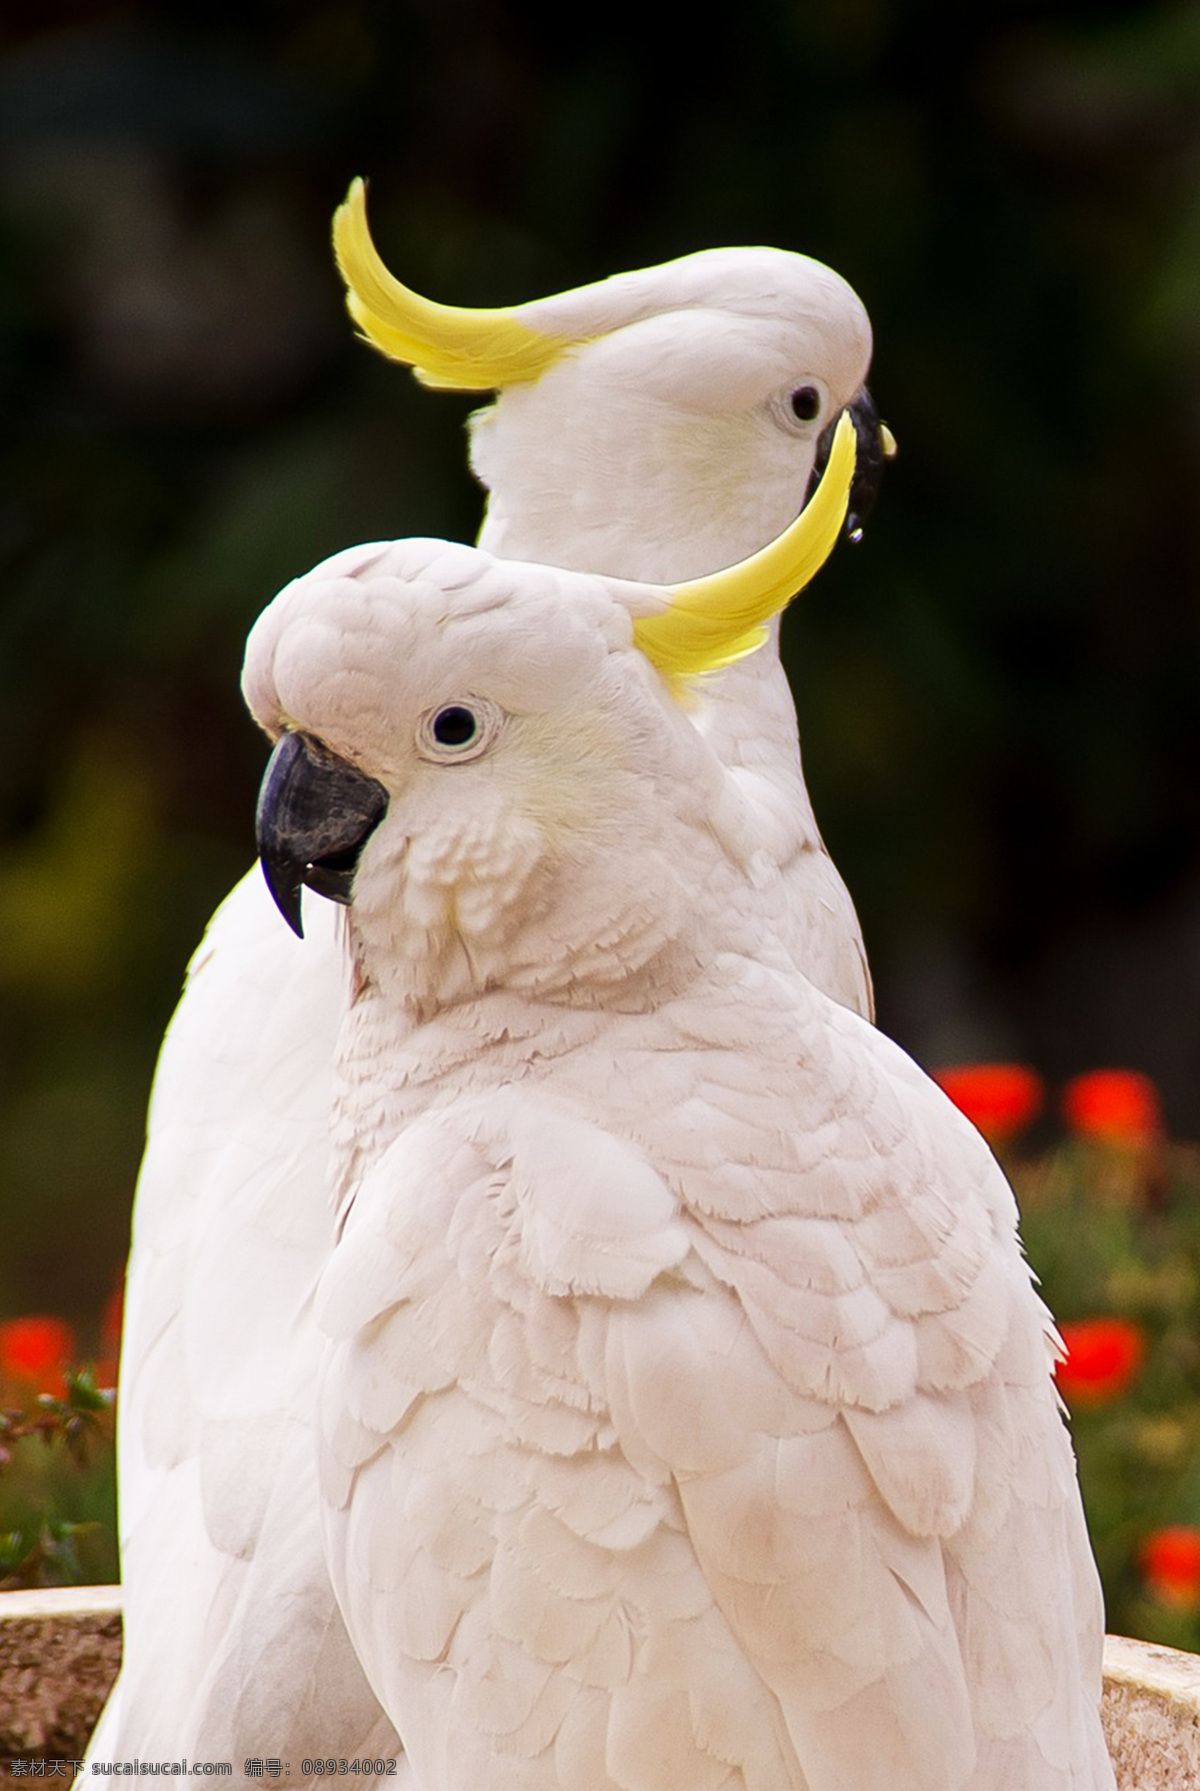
<box><xmin>97</xmin><ymin>869</ymin><xmax>398</xmax><ymax>1767</ymax></box>
<box><xmin>315</xmin><ymin>979</ymin><xmax>1113</xmax><ymax>1791</ymax></box>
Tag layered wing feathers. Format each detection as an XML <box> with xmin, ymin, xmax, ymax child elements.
<box><xmin>316</xmin><ymin>982</ymin><xmax>1111</xmax><ymax>1791</ymax></box>
<box><xmin>98</xmin><ymin>869</ymin><xmax>399</xmax><ymax>1769</ymax></box>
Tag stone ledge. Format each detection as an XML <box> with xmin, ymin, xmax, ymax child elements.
<box><xmin>1103</xmin><ymin>1632</ymin><xmax>1200</xmax><ymax>1788</ymax></box>
<box><xmin>0</xmin><ymin>1585</ymin><xmax>122</xmax><ymax>1759</ymax></box>
<box><xmin>2</xmin><ymin>1590</ymin><xmax>1200</xmax><ymax>1782</ymax></box>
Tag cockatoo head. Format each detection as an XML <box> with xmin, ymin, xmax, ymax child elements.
<box><xmin>245</xmin><ymin>417</ymin><xmax>854</xmax><ymax>1004</ymax></box>
<box><xmin>334</xmin><ymin>182</ymin><xmax>891</xmax><ymax>582</ymax></box>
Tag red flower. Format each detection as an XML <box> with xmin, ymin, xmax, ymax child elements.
<box><xmin>0</xmin><ymin>1316</ymin><xmax>76</xmax><ymax>1397</ymax></box>
<box><xmin>1141</xmin><ymin>1527</ymin><xmax>1200</xmax><ymax>1608</ymax></box>
<box><xmin>1061</xmin><ymin>1069</ymin><xmax>1162</xmax><ymax>1146</ymax></box>
<box><xmin>101</xmin><ymin>1284</ymin><xmax>123</xmax><ymax>1355</ymax></box>
<box><xmin>1054</xmin><ymin>1317</ymin><xmax>1145</xmax><ymax>1405</ymax></box>
<box><xmin>932</xmin><ymin>1063</ymin><xmax>1043</xmax><ymax>1144</ymax></box>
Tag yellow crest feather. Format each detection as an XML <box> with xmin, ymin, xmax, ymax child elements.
<box><xmin>632</xmin><ymin>411</ymin><xmax>856</xmax><ymax>681</ymax></box>
<box><xmin>333</xmin><ymin>179</ymin><xmax>568</xmax><ymax>390</ymax></box>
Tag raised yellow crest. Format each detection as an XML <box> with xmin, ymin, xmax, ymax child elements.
<box><xmin>333</xmin><ymin>180</ymin><xmax>569</xmax><ymax>390</ymax></box>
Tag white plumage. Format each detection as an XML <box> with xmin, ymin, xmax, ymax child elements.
<box><xmin>92</xmin><ymin>218</ymin><xmax>884</xmax><ymax>1771</ymax></box>
<box><xmin>235</xmin><ymin>525</ymin><xmax>1114</xmax><ymax>1790</ymax></box>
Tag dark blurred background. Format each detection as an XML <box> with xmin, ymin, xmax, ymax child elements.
<box><xmin>2</xmin><ymin>0</ymin><xmax>1199</xmax><ymax>1333</ymax></box>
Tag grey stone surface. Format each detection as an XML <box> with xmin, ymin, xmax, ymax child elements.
<box><xmin>0</xmin><ymin>1585</ymin><xmax>121</xmax><ymax>1761</ymax></box>
<box><xmin>1104</xmin><ymin>1632</ymin><xmax>1200</xmax><ymax>1789</ymax></box>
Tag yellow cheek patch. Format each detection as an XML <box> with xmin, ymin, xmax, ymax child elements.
<box><xmin>632</xmin><ymin>410</ymin><xmax>856</xmax><ymax>684</ymax></box>
<box><xmin>333</xmin><ymin>179</ymin><xmax>570</xmax><ymax>390</ymax></box>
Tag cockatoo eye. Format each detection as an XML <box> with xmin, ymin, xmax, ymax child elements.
<box><xmin>771</xmin><ymin>378</ymin><xmax>829</xmax><ymax>436</ymax></box>
<box><xmin>416</xmin><ymin>697</ymin><xmax>503</xmax><ymax>763</ymax></box>
<box><xmin>789</xmin><ymin>385</ymin><xmax>822</xmax><ymax>423</ymax></box>
<box><xmin>433</xmin><ymin>706</ymin><xmax>477</xmax><ymax>746</ymax></box>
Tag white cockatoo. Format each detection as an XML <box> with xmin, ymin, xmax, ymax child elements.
<box><xmin>241</xmin><ymin>456</ymin><xmax>1114</xmax><ymax>1791</ymax></box>
<box><xmin>92</xmin><ymin>192</ymin><xmax>890</xmax><ymax>1767</ymax></box>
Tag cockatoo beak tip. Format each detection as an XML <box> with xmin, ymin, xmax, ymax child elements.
<box><xmin>255</xmin><ymin>730</ymin><xmax>389</xmax><ymax>937</ymax></box>
<box><xmin>259</xmin><ymin>852</ymin><xmax>306</xmax><ymax>939</ymax></box>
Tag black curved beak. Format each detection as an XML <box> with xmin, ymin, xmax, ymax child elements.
<box><xmin>810</xmin><ymin>385</ymin><xmax>895</xmax><ymax>543</ymax></box>
<box><xmin>255</xmin><ymin>730</ymin><xmax>389</xmax><ymax>938</ymax></box>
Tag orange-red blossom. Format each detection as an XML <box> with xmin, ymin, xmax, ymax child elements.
<box><xmin>0</xmin><ymin>1315</ymin><xmax>77</xmax><ymax>1398</ymax></box>
<box><xmin>1061</xmin><ymin>1069</ymin><xmax>1162</xmax><ymax>1146</ymax></box>
<box><xmin>1054</xmin><ymin>1317</ymin><xmax>1146</xmax><ymax>1406</ymax></box>
<box><xmin>1142</xmin><ymin>1527</ymin><xmax>1200</xmax><ymax>1608</ymax></box>
<box><xmin>932</xmin><ymin>1063</ymin><xmax>1044</xmax><ymax>1145</ymax></box>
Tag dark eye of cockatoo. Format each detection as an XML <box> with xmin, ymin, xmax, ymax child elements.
<box><xmin>433</xmin><ymin>706</ymin><xmax>478</xmax><ymax>746</ymax></box>
<box><xmin>789</xmin><ymin>385</ymin><xmax>822</xmax><ymax>423</ymax></box>
<box><xmin>416</xmin><ymin>697</ymin><xmax>503</xmax><ymax>763</ymax></box>
<box><xmin>771</xmin><ymin>378</ymin><xmax>829</xmax><ymax>437</ymax></box>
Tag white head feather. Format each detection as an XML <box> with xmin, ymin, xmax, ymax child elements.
<box><xmin>244</xmin><ymin>425</ymin><xmax>854</xmax><ymax>1005</ymax></box>
<box><xmin>335</xmin><ymin>181</ymin><xmax>873</xmax><ymax>581</ymax></box>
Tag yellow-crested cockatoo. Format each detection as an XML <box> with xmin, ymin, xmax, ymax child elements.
<box><xmin>91</xmin><ymin>190</ymin><xmax>892</xmax><ymax>1768</ymax></box>
<box><xmin>239</xmin><ymin>459</ymin><xmax>1114</xmax><ymax>1791</ymax></box>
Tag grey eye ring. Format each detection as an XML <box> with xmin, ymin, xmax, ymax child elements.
<box><xmin>415</xmin><ymin>696</ymin><xmax>503</xmax><ymax>763</ymax></box>
<box><xmin>771</xmin><ymin>376</ymin><xmax>829</xmax><ymax>436</ymax></box>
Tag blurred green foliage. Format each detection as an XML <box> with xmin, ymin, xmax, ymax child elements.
<box><xmin>1018</xmin><ymin>1127</ymin><xmax>1200</xmax><ymax>1648</ymax></box>
<box><xmin>0</xmin><ymin>1368</ymin><xmax>117</xmax><ymax>1591</ymax></box>
<box><xmin>1</xmin><ymin>0</ymin><xmax>1199</xmax><ymax>1661</ymax></box>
